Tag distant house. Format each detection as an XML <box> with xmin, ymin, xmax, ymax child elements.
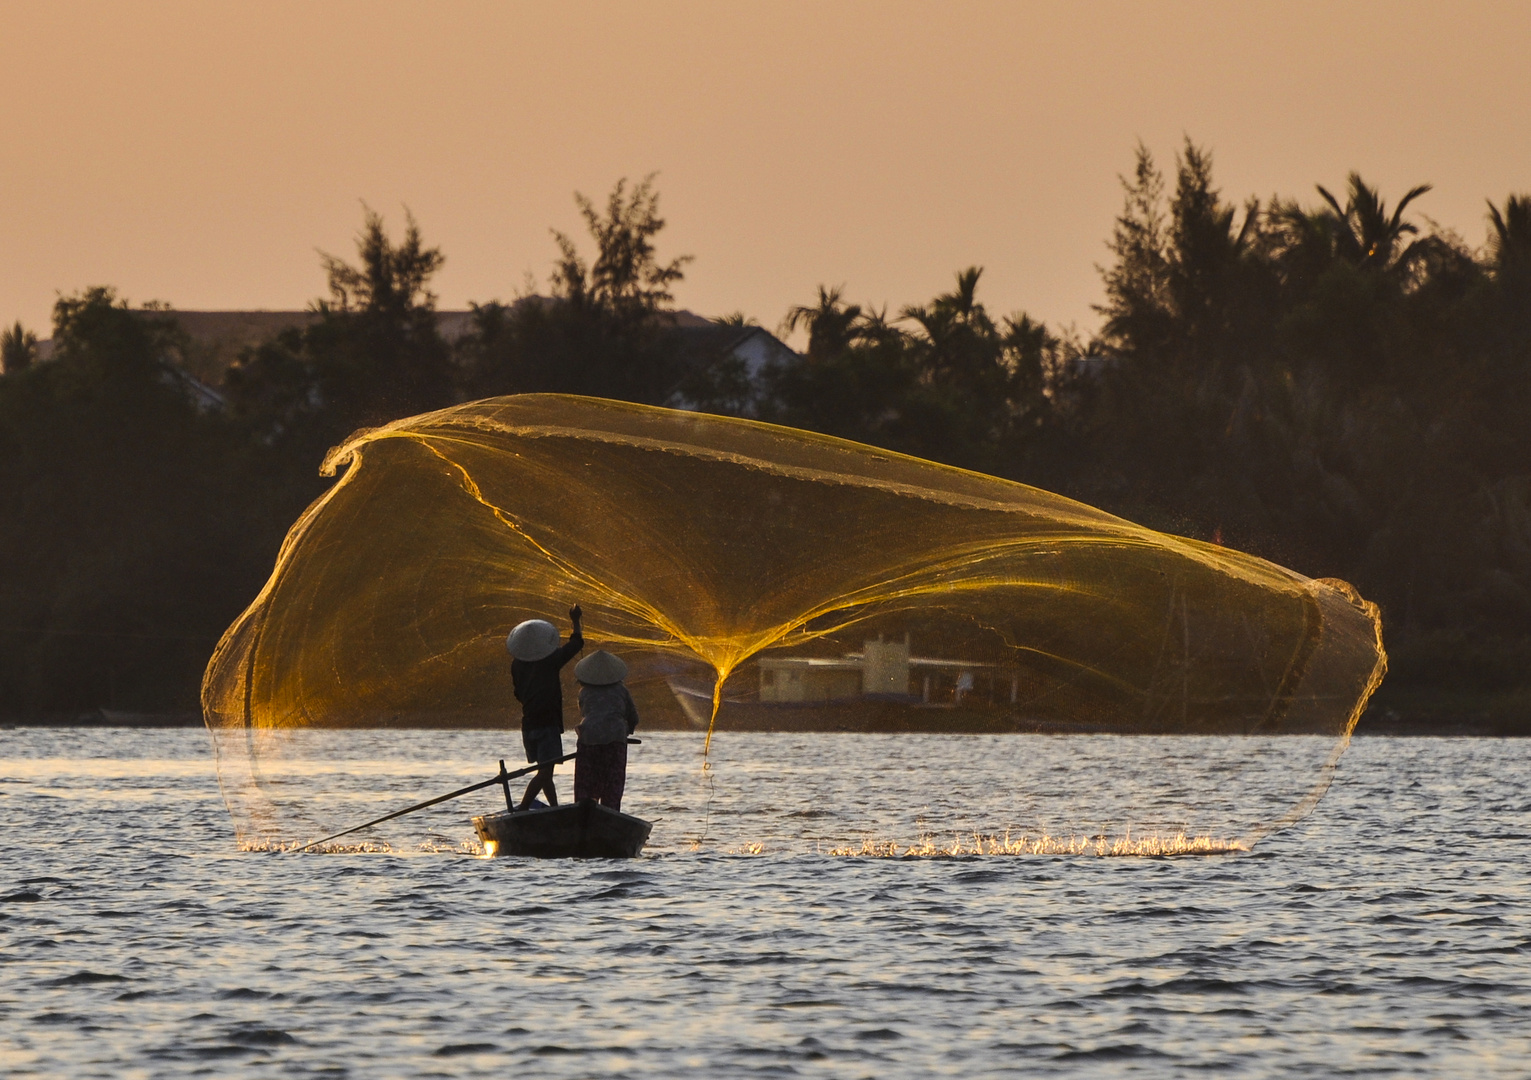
<box><xmin>29</xmin><ymin>317</ymin><xmax>232</xmax><ymax>412</ymax></box>
<box><xmin>671</xmin><ymin>323</ymin><xmax>796</xmax><ymax>381</ymax></box>
<box><xmin>759</xmin><ymin>635</ymin><xmax>1019</xmax><ymax>707</ymax></box>
<box><xmin>157</xmin><ymin>364</ymin><xmax>227</xmax><ymax>413</ymax></box>
<box><xmin>758</xmin><ymin>656</ymin><xmax>865</xmax><ymax>703</ymax></box>
<box><xmin>664</xmin><ymin>322</ymin><xmax>797</xmax><ymax>413</ymax></box>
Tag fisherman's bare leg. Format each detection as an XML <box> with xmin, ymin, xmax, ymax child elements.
<box><xmin>518</xmin><ymin>765</ymin><xmax>558</xmax><ymax>810</ymax></box>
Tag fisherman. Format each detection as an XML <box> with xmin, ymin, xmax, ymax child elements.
<box><xmin>506</xmin><ymin>604</ymin><xmax>584</xmax><ymax>811</ymax></box>
<box><xmin>572</xmin><ymin>650</ymin><xmax>640</xmax><ymax>811</ymax></box>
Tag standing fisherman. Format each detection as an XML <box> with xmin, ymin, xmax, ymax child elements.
<box><xmin>506</xmin><ymin>605</ymin><xmax>584</xmax><ymax>811</ymax></box>
<box><xmin>573</xmin><ymin>650</ymin><xmax>640</xmax><ymax>811</ymax></box>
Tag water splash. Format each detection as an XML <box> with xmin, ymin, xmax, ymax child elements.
<box><xmin>827</xmin><ymin>830</ymin><xmax>1248</xmax><ymax>858</ymax></box>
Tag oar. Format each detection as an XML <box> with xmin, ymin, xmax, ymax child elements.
<box><xmin>298</xmin><ymin>754</ymin><xmax>573</xmax><ymax>852</ymax></box>
<box><xmin>297</xmin><ymin>738</ymin><xmax>643</xmax><ymax>852</ymax></box>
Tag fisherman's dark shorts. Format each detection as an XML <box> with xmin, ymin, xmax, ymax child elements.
<box><xmin>574</xmin><ymin>739</ymin><xmax>628</xmax><ymax>811</ymax></box>
<box><xmin>523</xmin><ymin>726</ymin><xmax>563</xmax><ymax>765</ymax></box>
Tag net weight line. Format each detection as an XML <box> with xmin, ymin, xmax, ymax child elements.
<box><xmin>298</xmin><ymin>740</ymin><xmax>640</xmax><ymax>852</ymax></box>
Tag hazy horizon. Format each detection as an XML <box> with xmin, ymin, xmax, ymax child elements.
<box><xmin>3</xmin><ymin>1</ymin><xmax>1528</xmax><ymax>343</ymax></box>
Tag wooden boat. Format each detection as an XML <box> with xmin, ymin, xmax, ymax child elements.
<box><xmin>472</xmin><ymin>799</ymin><xmax>652</xmax><ymax>858</ymax></box>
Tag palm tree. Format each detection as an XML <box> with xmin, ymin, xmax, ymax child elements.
<box><xmin>900</xmin><ymin>267</ymin><xmax>997</xmax><ymax>347</ymax></box>
<box><xmin>1315</xmin><ymin>172</ymin><xmax>1432</xmax><ymax>273</ymax></box>
<box><xmin>937</xmin><ymin>265</ymin><xmax>985</xmax><ymax>322</ymax></box>
<box><xmin>1267</xmin><ymin>197</ymin><xmax>1342</xmax><ymax>285</ymax></box>
<box><xmin>783</xmin><ymin>286</ymin><xmax>862</xmax><ymax>361</ymax></box>
<box><xmin>1487</xmin><ymin>195</ymin><xmax>1531</xmax><ymax>279</ymax></box>
<box><xmin>853</xmin><ymin>304</ymin><xmax>903</xmax><ymax>348</ymax></box>
<box><xmin>900</xmin><ymin>269</ymin><xmax>1011</xmax><ymax>426</ymax></box>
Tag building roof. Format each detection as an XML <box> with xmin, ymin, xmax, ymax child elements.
<box><xmin>758</xmin><ymin>656</ymin><xmax>863</xmax><ymax>671</ymax></box>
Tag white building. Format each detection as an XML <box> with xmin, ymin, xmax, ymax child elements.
<box><xmin>758</xmin><ymin>635</ymin><xmax>1021</xmax><ymax>706</ymax></box>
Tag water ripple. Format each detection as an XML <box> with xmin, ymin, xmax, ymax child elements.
<box><xmin>2</xmin><ymin>730</ymin><xmax>1530</xmax><ymax>1077</ymax></box>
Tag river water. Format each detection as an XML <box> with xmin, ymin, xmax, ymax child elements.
<box><xmin>2</xmin><ymin>727</ymin><xmax>1528</xmax><ymax>1077</ymax></box>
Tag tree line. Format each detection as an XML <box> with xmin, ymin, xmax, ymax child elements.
<box><xmin>2</xmin><ymin>155</ymin><xmax>1527</xmax><ymax>725</ymax></box>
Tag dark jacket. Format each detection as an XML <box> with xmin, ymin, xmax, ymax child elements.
<box><xmin>511</xmin><ymin>629</ymin><xmax>583</xmax><ymax>732</ymax></box>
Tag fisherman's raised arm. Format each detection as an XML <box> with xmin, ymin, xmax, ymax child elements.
<box><xmin>553</xmin><ymin>604</ymin><xmax>585</xmax><ymax>665</ymax></box>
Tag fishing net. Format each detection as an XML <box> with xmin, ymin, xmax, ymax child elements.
<box><xmin>203</xmin><ymin>394</ymin><xmax>1385</xmax><ymax>852</ymax></box>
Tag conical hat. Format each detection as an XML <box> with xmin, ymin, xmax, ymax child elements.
<box><xmin>506</xmin><ymin>619</ymin><xmax>559</xmax><ymax>661</ymax></box>
<box><xmin>574</xmin><ymin>650</ymin><xmax>627</xmax><ymax>685</ymax></box>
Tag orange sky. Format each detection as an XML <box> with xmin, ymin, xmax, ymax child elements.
<box><xmin>3</xmin><ymin>1</ymin><xmax>1528</xmax><ymax>344</ymax></box>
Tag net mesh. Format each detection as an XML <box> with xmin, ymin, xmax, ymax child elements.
<box><xmin>203</xmin><ymin>394</ymin><xmax>1386</xmax><ymax>851</ymax></box>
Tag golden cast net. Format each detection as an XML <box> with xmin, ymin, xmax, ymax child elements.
<box><xmin>203</xmin><ymin>394</ymin><xmax>1386</xmax><ymax>852</ymax></box>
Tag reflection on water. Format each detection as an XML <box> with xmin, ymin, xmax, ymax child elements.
<box><xmin>2</xmin><ymin>728</ymin><xmax>1529</xmax><ymax>1078</ymax></box>
<box><xmin>828</xmin><ymin>831</ymin><xmax>1248</xmax><ymax>857</ymax></box>
<box><xmin>210</xmin><ymin>728</ymin><xmax>1344</xmax><ymax>852</ymax></box>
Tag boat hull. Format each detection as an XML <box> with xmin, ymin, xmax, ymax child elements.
<box><xmin>473</xmin><ymin>800</ymin><xmax>652</xmax><ymax>858</ymax></box>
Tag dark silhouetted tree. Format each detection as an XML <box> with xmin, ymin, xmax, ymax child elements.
<box><xmin>0</xmin><ymin>289</ymin><xmax>284</xmax><ymax>711</ymax></box>
<box><xmin>1097</xmin><ymin>143</ymin><xmax>1172</xmax><ymax>361</ymax></box>
<box><xmin>225</xmin><ymin>207</ymin><xmax>453</xmax><ymax>451</ymax></box>
<box><xmin>459</xmin><ymin>176</ymin><xmax>694</xmax><ymax>404</ymax></box>
<box><xmin>1</xmin><ymin>321</ymin><xmax>38</xmax><ymax>374</ymax></box>
<box><xmin>550</xmin><ymin>176</ymin><xmax>691</xmax><ymax>326</ymax></box>
<box><xmin>784</xmin><ymin>286</ymin><xmax>864</xmax><ymax>360</ymax></box>
<box><xmin>1316</xmin><ymin>173</ymin><xmax>1433</xmax><ymax>276</ymax></box>
<box><xmin>762</xmin><ymin>269</ymin><xmax>1060</xmax><ymax>474</ymax></box>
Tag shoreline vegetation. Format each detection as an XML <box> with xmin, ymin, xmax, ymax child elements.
<box><xmin>2</xmin><ymin>151</ymin><xmax>1528</xmax><ymax>733</ymax></box>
